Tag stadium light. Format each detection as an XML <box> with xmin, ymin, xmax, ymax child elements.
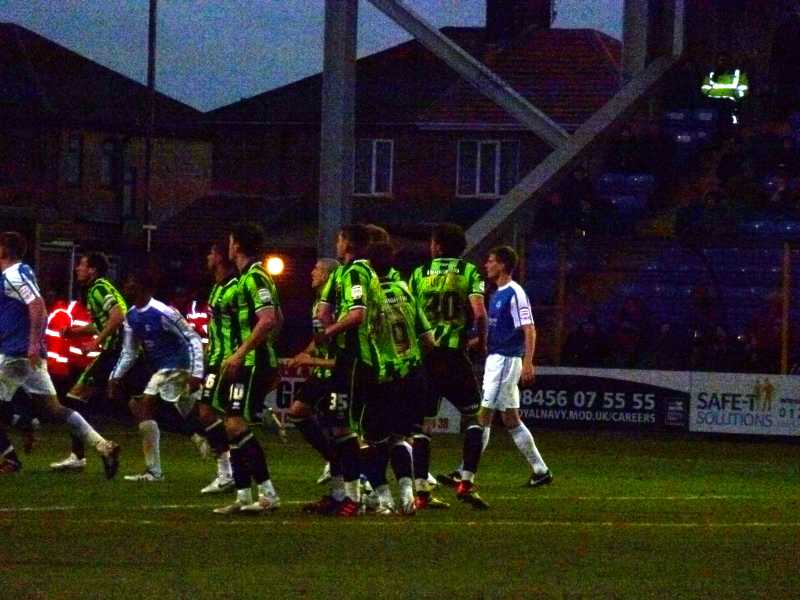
<box><xmin>266</xmin><ymin>256</ymin><xmax>285</xmax><ymax>276</ymax></box>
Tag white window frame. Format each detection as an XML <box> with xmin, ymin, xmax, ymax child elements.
<box><xmin>353</xmin><ymin>138</ymin><xmax>394</xmax><ymax>197</ymax></box>
<box><xmin>456</xmin><ymin>139</ymin><xmax>519</xmax><ymax>198</ymax></box>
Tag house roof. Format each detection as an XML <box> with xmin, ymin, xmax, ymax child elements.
<box><xmin>419</xmin><ymin>29</ymin><xmax>622</xmax><ymax>132</ymax></box>
<box><xmin>0</xmin><ymin>23</ymin><xmax>202</xmax><ymax>132</ymax></box>
<box><xmin>207</xmin><ymin>26</ymin><xmax>622</xmax><ymax>132</ymax></box>
<box><xmin>205</xmin><ymin>27</ymin><xmax>487</xmax><ymax>125</ymax></box>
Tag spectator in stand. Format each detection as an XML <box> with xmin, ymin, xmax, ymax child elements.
<box><xmin>772</xmin><ymin>137</ymin><xmax>800</xmax><ymax>177</ymax></box>
<box><xmin>608</xmin><ymin>297</ymin><xmax>652</xmax><ymax>369</ymax></box>
<box><xmin>561</xmin><ymin>316</ymin><xmax>610</xmax><ymax>368</ymax></box>
<box><xmin>640</xmin><ymin>323</ymin><xmax>689</xmax><ymax>371</ymax></box>
<box><xmin>535</xmin><ymin>191</ymin><xmax>574</xmax><ymax>234</ymax></box>
<box><xmin>717</xmin><ymin>136</ymin><xmax>748</xmax><ymax>186</ymax></box>
<box><xmin>604</xmin><ymin>127</ymin><xmax>644</xmax><ymax>174</ymax></box>
<box><xmin>561</xmin><ymin>166</ymin><xmax>595</xmax><ymax>231</ymax></box>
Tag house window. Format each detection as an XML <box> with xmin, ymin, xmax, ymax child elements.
<box><xmin>100</xmin><ymin>140</ymin><xmax>118</xmax><ymax>188</ymax></box>
<box><xmin>122</xmin><ymin>166</ymin><xmax>136</xmax><ymax>219</ymax></box>
<box><xmin>457</xmin><ymin>140</ymin><xmax>519</xmax><ymax>197</ymax></box>
<box><xmin>63</xmin><ymin>133</ymin><xmax>82</xmax><ymax>187</ymax></box>
<box><xmin>354</xmin><ymin>139</ymin><xmax>393</xmax><ymax>196</ymax></box>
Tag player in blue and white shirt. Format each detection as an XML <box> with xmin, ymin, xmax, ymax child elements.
<box><xmin>0</xmin><ymin>232</ymin><xmax>120</xmax><ymax>477</ymax></box>
<box><xmin>480</xmin><ymin>245</ymin><xmax>552</xmax><ymax>488</ymax></box>
<box><xmin>109</xmin><ymin>267</ymin><xmax>203</xmax><ymax>481</ymax></box>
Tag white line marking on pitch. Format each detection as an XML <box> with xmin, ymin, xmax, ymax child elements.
<box><xmin>3</xmin><ymin>495</ymin><xmax>798</xmax><ymax>514</ymax></box>
<box><xmin>82</xmin><ymin>518</ymin><xmax>800</xmax><ymax>529</ymax></box>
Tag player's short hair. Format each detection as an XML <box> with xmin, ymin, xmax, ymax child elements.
<box><xmin>84</xmin><ymin>252</ymin><xmax>109</xmax><ymax>277</ymax></box>
<box><xmin>230</xmin><ymin>223</ymin><xmax>264</xmax><ymax>258</ymax></box>
<box><xmin>126</xmin><ymin>266</ymin><xmax>156</xmax><ymax>293</ymax></box>
<box><xmin>365</xmin><ymin>224</ymin><xmax>390</xmax><ymax>244</ymax></box>
<box><xmin>0</xmin><ymin>231</ymin><xmax>27</xmax><ymax>260</ymax></box>
<box><xmin>340</xmin><ymin>224</ymin><xmax>370</xmax><ymax>257</ymax></box>
<box><xmin>316</xmin><ymin>257</ymin><xmax>339</xmax><ymax>278</ymax></box>
<box><xmin>432</xmin><ymin>223</ymin><xmax>466</xmax><ymax>257</ymax></box>
<box><xmin>490</xmin><ymin>245</ymin><xmax>518</xmax><ymax>275</ymax></box>
<box><xmin>210</xmin><ymin>240</ymin><xmax>232</xmax><ymax>267</ymax></box>
<box><xmin>366</xmin><ymin>242</ymin><xmax>395</xmax><ymax>277</ymax></box>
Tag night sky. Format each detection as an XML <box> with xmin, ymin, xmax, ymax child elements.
<box><xmin>0</xmin><ymin>0</ymin><xmax>622</xmax><ymax>111</ymax></box>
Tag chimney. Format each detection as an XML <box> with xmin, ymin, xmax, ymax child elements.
<box><xmin>485</xmin><ymin>0</ymin><xmax>554</xmax><ymax>43</ymax></box>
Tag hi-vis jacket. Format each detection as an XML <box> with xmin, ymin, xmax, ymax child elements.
<box><xmin>701</xmin><ymin>69</ymin><xmax>749</xmax><ymax>102</ymax></box>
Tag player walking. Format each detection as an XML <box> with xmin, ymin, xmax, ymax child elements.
<box><xmin>480</xmin><ymin>246</ymin><xmax>552</xmax><ymax>486</ymax></box>
<box><xmin>409</xmin><ymin>223</ymin><xmax>489</xmax><ymax>509</ymax></box>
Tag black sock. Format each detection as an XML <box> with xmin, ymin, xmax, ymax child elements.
<box><xmin>390</xmin><ymin>441</ymin><xmax>413</xmax><ymax>481</ymax></box>
<box><xmin>462</xmin><ymin>424</ymin><xmax>484</xmax><ymax>474</ymax></box>
<box><xmin>204</xmin><ymin>419</ymin><xmax>229</xmax><ymax>456</ymax></box>
<box><xmin>228</xmin><ymin>431</ymin><xmax>252</xmax><ymax>490</ymax></box>
<box><xmin>364</xmin><ymin>441</ymin><xmax>389</xmax><ymax>488</ymax></box>
<box><xmin>335</xmin><ymin>435</ymin><xmax>360</xmax><ymax>483</ymax></box>
<box><xmin>291</xmin><ymin>416</ymin><xmax>333</xmax><ymax>462</ymax></box>
<box><xmin>0</xmin><ymin>430</ymin><xmax>19</xmax><ymax>464</ymax></box>
<box><xmin>240</xmin><ymin>432</ymin><xmax>270</xmax><ymax>485</ymax></box>
<box><xmin>330</xmin><ymin>452</ymin><xmax>343</xmax><ymax>478</ymax></box>
<box><xmin>412</xmin><ymin>433</ymin><xmax>431</xmax><ymax>481</ymax></box>
<box><xmin>71</xmin><ymin>434</ymin><xmax>86</xmax><ymax>460</ymax></box>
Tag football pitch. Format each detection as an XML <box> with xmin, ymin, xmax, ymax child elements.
<box><xmin>1</xmin><ymin>425</ymin><xmax>798</xmax><ymax>599</ymax></box>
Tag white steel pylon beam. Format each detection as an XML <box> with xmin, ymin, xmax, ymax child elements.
<box><xmin>367</xmin><ymin>0</ymin><xmax>569</xmax><ymax>149</ymax></box>
<box><xmin>318</xmin><ymin>0</ymin><xmax>358</xmax><ymax>256</ymax></box>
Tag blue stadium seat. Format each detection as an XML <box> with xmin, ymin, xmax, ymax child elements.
<box><xmin>596</xmin><ymin>172</ymin><xmax>628</xmax><ymax>195</ymax></box>
<box><xmin>692</xmin><ymin>108</ymin><xmax>718</xmax><ymax>125</ymax></box>
<box><xmin>626</xmin><ymin>173</ymin><xmax>656</xmax><ymax>196</ymax></box>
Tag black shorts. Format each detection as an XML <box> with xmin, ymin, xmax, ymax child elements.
<box><xmin>367</xmin><ymin>365</ymin><xmax>428</xmax><ymax>441</ymax></box>
<box><xmin>294</xmin><ymin>373</ymin><xmax>333</xmax><ymax>412</ymax></box>
<box><xmin>211</xmin><ymin>364</ymin><xmax>279</xmax><ymax>423</ymax></box>
<box><xmin>201</xmin><ymin>366</ymin><xmax>229</xmax><ymax>414</ymax></box>
<box><xmin>423</xmin><ymin>347</ymin><xmax>481</xmax><ymax>418</ymax></box>
<box><xmin>77</xmin><ymin>345</ymin><xmax>121</xmax><ymax>387</ymax></box>
<box><xmin>321</xmin><ymin>353</ymin><xmax>378</xmax><ymax>433</ymax></box>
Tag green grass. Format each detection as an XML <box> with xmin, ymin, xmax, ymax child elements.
<box><xmin>1</xmin><ymin>424</ymin><xmax>799</xmax><ymax>599</ymax></box>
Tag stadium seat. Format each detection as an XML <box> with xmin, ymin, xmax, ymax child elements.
<box><xmin>626</xmin><ymin>174</ymin><xmax>656</xmax><ymax>196</ymax></box>
<box><xmin>596</xmin><ymin>172</ymin><xmax>628</xmax><ymax>195</ymax></box>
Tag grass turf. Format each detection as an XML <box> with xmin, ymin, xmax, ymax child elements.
<box><xmin>1</xmin><ymin>424</ymin><xmax>798</xmax><ymax>599</ymax></box>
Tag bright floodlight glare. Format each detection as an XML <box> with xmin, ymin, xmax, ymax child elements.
<box><xmin>266</xmin><ymin>256</ymin><xmax>285</xmax><ymax>276</ymax></box>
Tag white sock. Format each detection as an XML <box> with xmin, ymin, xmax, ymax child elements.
<box><xmin>399</xmin><ymin>477</ymin><xmax>414</xmax><ymax>502</ymax></box>
<box><xmin>461</xmin><ymin>470</ymin><xmax>475</xmax><ymax>483</ymax></box>
<box><xmin>344</xmin><ymin>479</ymin><xmax>360</xmax><ymax>502</ymax></box>
<box><xmin>66</xmin><ymin>410</ymin><xmax>105</xmax><ymax>447</ymax></box>
<box><xmin>509</xmin><ymin>423</ymin><xmax>547</xmax><ymax>474</ymax></box>
<box><xmin>330</xmin><ymin>475</ymin><xmax>346</xmax><ymax>502</ymax></box>
<box><xmin>258</xmin><ymin>479</ymin><xmax>277</xmax><ymax>498</ymax></box>
<box><xmin>237</xmin><ymin>488</ymin><xmax>253</xmax><ymax>504</ymax></box>
<box><xmin>217</xmin><ymin>451</ymin><xmax>233</xmax><ymax>480</ymax></box>
<box><xmin>139</xmin><ymin>420</ymin><xmax>161</xmax><ymax>476</ymax></box>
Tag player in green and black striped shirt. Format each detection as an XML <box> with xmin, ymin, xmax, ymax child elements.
<box><xmin>310</xmin><ymin>224</ymin><xmax>384</xmax><ymax>517</ymax></box>
<box><xmin>193</xmin><ymin>241</ymin><xmax>239</xmax><ymax>495</ymax></box>
<box><xmin>367</xmin><ymin>241</ymin><xmax>435</xmax><ymax>515</ymax></box>
<box><xmin>408</xmin><ymin>223</ymin><xmax>490</xmax><ymax>509</ymax></box>
<box><xmin>52</xmin><ymin>252</ymin><xmax>127</xmax><ymax>472</ymax></box>
<box><xmin>213</xmin><ymin>223</ymin><xmax>283</xmax><ymax>515</ymax></box>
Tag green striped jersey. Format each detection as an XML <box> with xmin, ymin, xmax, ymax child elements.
<box><xmin>408</xmin><ymin>258</ymin><xmax>485</xmax><ymax>350</ymax></box>
<box><xmin>320</xmin><ymin>259</ymin><xmax>382</xmax><ymax>368</ymax></box>
<box><xmin>206</xmin><ymin>273</ymin><xmax>240</xmax><ymax>367</ymax></box>
<box><xmin>376</xmin><ymin>278</ymin><xmax>431</xmax><ymax>381</ymax></box>
<box><xmin>311</xmin><ymin>297</ymin><xmax>333</xmax><ymax>380</ymax></box>
<box><xmin>236</xmin><ymin>261</ymin><xmax>280</xmax><ymax>368</ymax></box>
<box><xmin>84</xmin><ymin>277</ymin><xmax>127</xmax><ymax>350</ymax></box>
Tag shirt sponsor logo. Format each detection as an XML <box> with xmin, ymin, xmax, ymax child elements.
<box><xmin>351</xmin><ymin>285</ymin><xmax>363</xmax><ymax>300</ymax></box>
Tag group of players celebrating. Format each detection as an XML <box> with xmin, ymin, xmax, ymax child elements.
<box><xmin>0</xmin><ymin>222</ymin><xmax>552</xmax><ymax>516</ymax></box>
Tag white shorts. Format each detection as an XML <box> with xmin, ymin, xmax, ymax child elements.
<box><xmin>0</xmin><ymin>354</ymin><xmax>57</xmax><ymax>401</ymax></box>
<box><xmin>481</xmin><ymin>354</ymin><xmax>522</xmax><ymax>411</ymax></box>
<box><xmin>143</xmin><ymin>369</ymin><xmax>193</xmax><ymax>403</ymax></box>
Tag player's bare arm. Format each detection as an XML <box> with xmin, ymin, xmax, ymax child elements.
<box><xmin>223</xmin><ymin>306</ymin><xmax>278</xmax><ymax>376</ymax></box>
<box><xmin>467</xmin><ymin>295</ymin><xmax>488</xmax><ymax>355</ymax></box>
<box><xmin>27</xmin><ymin>297</ymin><xmax>47</xmax><ymax>367</ymax></box>
<box><xmin>315</xmin><ymin>306</ymin><xmax>364</xmax><ymax>345</ymax></box>
<box><xmin>521</xmin><ymin>324</ymin><xmax>536</xmax><ymax>386</ymax></box>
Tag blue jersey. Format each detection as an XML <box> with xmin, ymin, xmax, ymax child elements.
<box><xmin>111</xmin><ymin>298</ymin><xmax>203</xmax><ymax>379</ymax></box>
<box><xmin>0</xmin><ymin>262</ymin><xmax>45</xmax><ymax>358</ymax></box>
<box><xmin>487</xmin><ymin>281</ymin><xmax>534</xmax><ymax>357</ymax></box>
